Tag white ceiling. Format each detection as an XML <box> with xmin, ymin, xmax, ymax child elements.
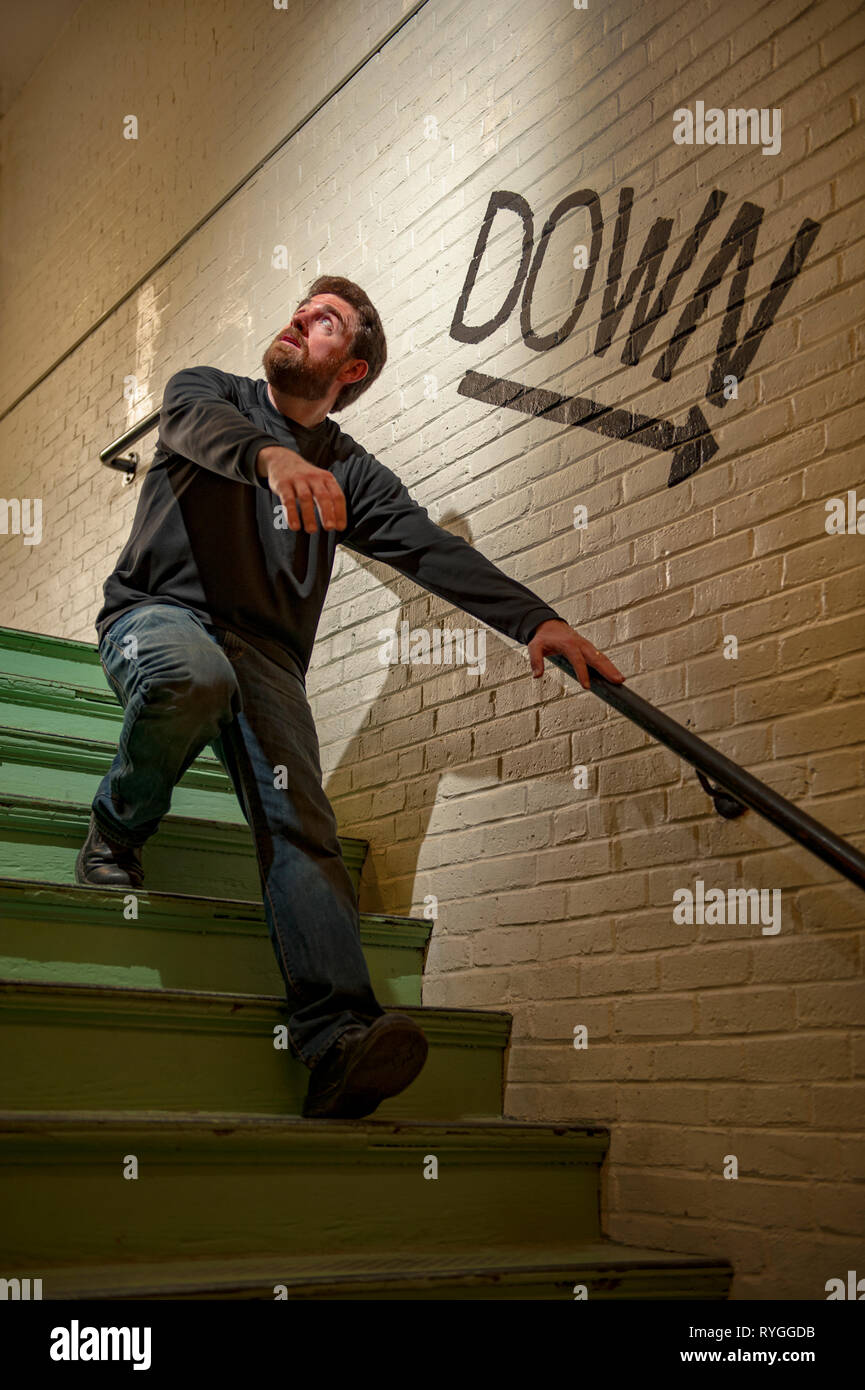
<box><xmin>0</xmin><ymin>0</ymin><xmax>89</xmax><ymax>117</ymax></box>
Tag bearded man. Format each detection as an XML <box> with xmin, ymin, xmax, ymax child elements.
<box><xmin>77</xmin><ymin>274</ymin><xmax>624</xmax><ymax>1119</ymax></box>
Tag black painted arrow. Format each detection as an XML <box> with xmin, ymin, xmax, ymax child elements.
<box><xmin>457</xmin><ymin>370</ymin><xmax>719</xmax><ymax>486</ymax></box>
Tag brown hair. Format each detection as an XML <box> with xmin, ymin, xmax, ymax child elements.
<box><xmin>298</xmin><ymin>275</ymin><xmax>387</xmax><ymax>412</ymax></box>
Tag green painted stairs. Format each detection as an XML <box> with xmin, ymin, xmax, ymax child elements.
<box><xmin>0</xmin><ymin>623</ymin><xmax>732</xmax><ymax>1299</ymax></box>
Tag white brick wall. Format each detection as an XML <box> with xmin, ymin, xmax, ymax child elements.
<box><xmin>1</xmin><ymin>0</ymin><xmax>863</xmax><ymax>1299</ymax></box>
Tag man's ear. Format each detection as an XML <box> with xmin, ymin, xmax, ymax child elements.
<box><xmin>341</xmin><ymin>358</ymin><xmax>368</xmax><ymax>385</ymax></box>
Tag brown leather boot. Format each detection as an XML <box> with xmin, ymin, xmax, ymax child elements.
<box><xmin>74</xmin><ymin>813</ymin><xmax>145</xmax><ymax>889</ymax></box>
<box><xmin>302</xmin><ymin>1013</ymin><xmax>428</xmax><ymax>1119</ymax></box>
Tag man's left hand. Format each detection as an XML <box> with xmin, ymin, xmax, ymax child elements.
<box><xmin>528</xmin><ymin>619</ymin><xmax>626</xmax><ymax>689</ymax></box>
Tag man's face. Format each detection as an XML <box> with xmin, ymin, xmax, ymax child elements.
<box><xmin>261</xmin><ymin>294</ymin><xmax>365</xmax><ymax>404</ymax></box>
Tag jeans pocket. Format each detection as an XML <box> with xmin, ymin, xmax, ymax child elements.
<box><xmin>102</xmin><ymin>606</ymin><xmax>142</xmax><ymax>652</ymax></box>
<box><xmin>99</xmin><ymin>656</ymin><xmax>126</xmax><ymax>703</ymax></box>
<box><xmin>99</xmin><ymin>617</ymin><xmax>138</xmax><ymax>702</ymax></box>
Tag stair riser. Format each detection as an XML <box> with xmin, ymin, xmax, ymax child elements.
<box><xmin>0</xmin><ymin>914</ymin><xmax>422</xmax><ymax>1004</ymax></box>
<box><xmin>0</xmin><ymin>1156</ymin><xmax>604</xmax><ymax>1264</ymax></box>
<box><xmin>0</xmin><ymin>695</ymin><xmax>124</xmax><ymax>741</ymax></box>
<box><xmin>0</xmin><ymin>755</ymin><xmax>244</xmax><ymax>828</ymax></box>
<box><xmin>0</xmin><ymin>639</ymin><xmax>104</xmax><ymax>690</ymax></box>
<box><xmin>0</xmin><ymin>832</ymin><xmax>263</xmax><ymax>899</ymax></box>
<box><xmin>0</xmin><ymin>1014</ymin><xmax>505</xmax><ymax>1121</ymax></box>
<box><xmin>0</xmin><ymin>814</ymin><xmax>364</xmax><ymax>899</ymax></box>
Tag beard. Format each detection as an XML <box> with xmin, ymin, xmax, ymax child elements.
<box><xmin>262</xmin><ymin>339</ymin><xmax>348</xmax><ymax>403</ymax></box>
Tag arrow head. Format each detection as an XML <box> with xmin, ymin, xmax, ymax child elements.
<box><xmin>667</xmin><ymin>405</ymin><xmax>719</xmax><ymax>486</ymax></box>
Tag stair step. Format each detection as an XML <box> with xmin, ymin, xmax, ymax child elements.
<box><xmin>0</xmin><ymin>1110</ymin><xmax>607</xmax><ymax>1264</ymax></box>
<box><xmin>0</xmin><ymin>670</ymin><xmax>127</xmax><ymax>732</ymax></box>
<box><xmin>0</xmin><ymin>879</ymin><xmax>429</xmax><ymax>1003</ymax></box>
<box><xmin>22</xmin><ymin>1245</ymin><xmax>733</xmax><ymax>1301</ymax></box>
<box><xmin>0</xmin><ymin>795</ymin><xmax>368</xmax><ymax>898</ymax></box>
<box><xmin>0</xmin><ymin>715</ymin><xmax>247</xmax><ymax>825</ymax></box>
<box><xmin>0</xmin><ymin>625</ymin><xmax>107</xmax><ymax>690</ymax></box>
<box><xmin>0</xmin><ymin>624</ymin><xmax>736</xmax><ymax>1297</ymax></box>
<box><xmin>0</xmin><ymin>1111</ymin><xmax>731</xmax><ymax>1299</ymax></box>
<box><xmin>0</xmin><ymin>982</ymin><xmax>508</xmax><ymax>1119</ymax></box>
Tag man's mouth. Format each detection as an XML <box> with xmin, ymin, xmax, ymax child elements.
<box><xmin>279</xmin><ymin>333</ymin><xmax>301</xmax><ymax>349</ymax></box>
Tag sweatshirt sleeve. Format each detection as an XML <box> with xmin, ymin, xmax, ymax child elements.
<box><xmin>156</xmin><ymin>365</ymin><xmax>287</xmax><ymax>487</ymax></box>
<box><xmin>339</xmin><ymin>450</ymin><xmax>566</xmax><ymax>646</ymax></box>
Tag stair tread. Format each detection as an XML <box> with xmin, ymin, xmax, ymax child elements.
<box><xmin>0</xmin><ymin>795</ymin><xmax>369</xmax><ymax>867</ymax></box>
<box><xmin>0</xmin><ymin>789</ymin><xmax>367</xmax><ymax>845</ymax></box>
<box><xmin>0</xmin><ymin>1107</ymin><xmax>611</xmax><ymax>1159</ymax></box>
<box><xmin>0</xmin><ymin>679</ymin><xmax>135</xmax><ymax>704</ymax></box>
<box><xmin>36</xmin><ymin>1241</ymin><xmax>732</xmax><ymax>1301</ymax></box>
<box><xmin>0</xmin><ymin>874</ymin><xmax>426</xmax><ymax>930</ymax></box>
<box><xmin>0</xmin><ymin>1108</ymin><xmax>602</xmax><ymax>1135</ymax></box>
<box><xmin>0</xmin><ymin>976</ymin><xmax>508</xmax><ymax>1025</ymax></box>
<box><xmin>0</xmin><ymin>714</ymin><xmax>224</xmax><ymax>766</ymax></box>
<box><xmin>0</xmin><ymin>875</ymin><xmax>428</xmax><ymax>1004</ymax></box>
<box><xmin>0</xmin><ymin>625</ymin><xmax>101</xmax><ymax>656</ymax></box>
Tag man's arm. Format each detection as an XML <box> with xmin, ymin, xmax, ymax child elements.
<box><xmin>157</xmin><ymin>366</ymin><xmax>287</xmax><ymax>486</ymax></box>
<box><xmin>157</xmin><ymin>364</ymin><xmax>350</xmax><ymax>522</ymax></box>
<box><xmin>158</xmin><ymin>366</ymin><xmax>351</xmax><ymax>533</ymax></box>
<box><xmin>339</xmin><ymin>450</ymin><xmax>625</xmax><ymax>687</ymax></box>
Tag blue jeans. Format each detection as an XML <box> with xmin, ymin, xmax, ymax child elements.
<box><xmin>92</xmin><ymin>601</ymin><xmax>385</xmax><ymax>1067</ymax></box>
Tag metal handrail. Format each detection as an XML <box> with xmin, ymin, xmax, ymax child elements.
<box><xmin>547</xmin><ymin>653</ymin><xmax>865</xmax><ymax>893</ymax></box>
<box><xmin>99</xmin><ymin>409</ymin><xmax>160</xmax><ymax>478</ymax></box>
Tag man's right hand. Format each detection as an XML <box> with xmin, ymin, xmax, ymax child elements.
<box><xmin>256</xmin><ymin>445</ymin><xmax>347</xmax><ymax>533</ymax></box>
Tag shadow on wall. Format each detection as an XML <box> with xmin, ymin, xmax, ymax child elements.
<box><xmin>319</xmin><ymin>508</ymin><xmax>682</xmax><ymax>925</ymax></box>
<box><xmin>322</xmin><ymin>506</ymin><xmax>529</xmax><ymax>920</ymax></box>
